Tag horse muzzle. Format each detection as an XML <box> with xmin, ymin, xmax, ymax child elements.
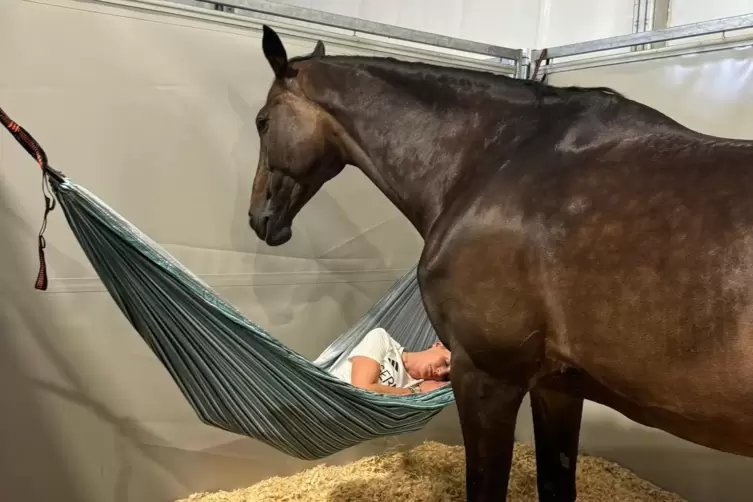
<box><xmin>249</xmin><ymin>208</ymin><xmax>292</xmax><ymax>246</ymax></box>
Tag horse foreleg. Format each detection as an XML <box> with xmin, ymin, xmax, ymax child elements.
<box><xmin>452</xmin><ymin>348</ymin><xmax>527</xmax><ymax>502</ymax></box>
<box><xmin>530</xmin><ymin>385</ymin><xmax>584</xmax><ymax>502</ymax></box>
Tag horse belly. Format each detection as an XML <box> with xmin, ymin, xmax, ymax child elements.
<box><xmin>550</xmin><ymin>261</ymin><xmax>753</xmax><ymax>412</ymax></box>
<box><xmin>553</xmin><ymin>356</ymin><xmax>753</xmax><ymax>456</ymax></box>
<box><xmin>558</xmin><ymin>298</ymin><xmax>753</xmax><ymax>455</ymax></box>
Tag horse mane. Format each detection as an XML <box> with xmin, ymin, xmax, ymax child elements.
<box><xmin>289</xmin><ymin>51</ymin><xmax>626</xmax><ymax>108</ymax></box>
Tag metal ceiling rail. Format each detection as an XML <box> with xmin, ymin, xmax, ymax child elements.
<box><xmin>538</xmin><ymin>33</ymin><xmax>753</xmax><ymax>75</ymax></box>
<box><xmin>92</xmin><ymin>0</ymin><xmax>515</xmax><ymax>74</ymax></box>
<box><xmin>208</xmin><ymin>0</ymin><xmax>521</xmax><ymax>62</ymax></box>
<box><xmin>532</xmin><ymin>13</ymin><xmax>753</xmax><ymax>61</ymax></box>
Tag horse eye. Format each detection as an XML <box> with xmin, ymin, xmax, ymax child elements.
<box><xmin>256</xmin><ymin>116</ymin><xmax>269</xmax><ymax>133</ymax></box>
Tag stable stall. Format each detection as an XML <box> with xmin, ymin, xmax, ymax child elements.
<box><xmin>1</xmin><ymin>1</ymin><xmax>752</xmax><ymax>501</ymax></box>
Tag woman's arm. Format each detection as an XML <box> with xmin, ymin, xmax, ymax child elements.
<box><xmin>350</xmin><ymin>356</ymin><xmax>415</xmax><ymax>395</ymax></box>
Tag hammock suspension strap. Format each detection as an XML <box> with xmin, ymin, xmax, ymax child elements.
<box><xmin>0</xmin><ymin>106</ymin><xmax>66</xmax><ymax>290</ymax></box>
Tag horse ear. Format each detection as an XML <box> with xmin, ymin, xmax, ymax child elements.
<box><xmin>262</xmin><ymin>25</ymin><xmax>289</xmax><ymax>78</ymax></box>
<box><xmin>311</xmin><ymin>40</ymin><xmax>326</xmax><ymax>58</ymax></box>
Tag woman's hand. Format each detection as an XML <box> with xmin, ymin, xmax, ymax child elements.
<box><xmin>418</xmin><ymin>380</ymin><xmax>449</xmax><ymax>392</ymax></box>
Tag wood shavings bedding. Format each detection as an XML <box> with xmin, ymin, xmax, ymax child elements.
<box><xmin>176</xmin><ymin>441</ymin><xmax>686</xmax><ymax>502</ymax></box>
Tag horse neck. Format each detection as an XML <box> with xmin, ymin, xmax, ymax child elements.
<box><xmin>303</xmin><ymin>58</ymin><xmax>539</xmax><ymax>238</ymax></box>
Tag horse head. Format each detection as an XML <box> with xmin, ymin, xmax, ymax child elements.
<box><xmin>248</xmin><ymin>25</ymin><xmax>348</xmax><ymax>246</ymax></box>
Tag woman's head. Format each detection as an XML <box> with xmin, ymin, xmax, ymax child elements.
<box><xmin>403</xmin><ymin>342</ymin><xmax>451</xmax><ymax>381</ymax></box>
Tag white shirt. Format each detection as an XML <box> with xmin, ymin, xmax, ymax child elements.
<box><xmin>329</xmin><ymin>328</ymin><xmax>421</xmax><ymax>389</ymax></box>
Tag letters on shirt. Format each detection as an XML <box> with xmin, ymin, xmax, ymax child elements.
<box><xmin>378</xmin><ymin>357</ymin><xmax>400</xmax><ymax>387</ymax></box>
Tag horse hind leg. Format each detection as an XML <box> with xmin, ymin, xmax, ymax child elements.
<box><xmin>530</xmin><ymin>385</ymin><xmax>584</xmax><ymax>502</ymax></box>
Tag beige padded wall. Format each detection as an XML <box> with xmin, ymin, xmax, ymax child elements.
<box><xmin>532</xmin><ymin>46</ymin><xmax>753</xmax><ymax>502</ymax></box>
<box><xmin>0</xmin><ymin>0</ymin><xmax>515</xmax><ymax>500</ymax></box>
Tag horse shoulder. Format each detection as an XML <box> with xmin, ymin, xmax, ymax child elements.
<box><xmin>417</xmin><ymin>168</ymin><xmax>545</xmax><ymax>365</ymax></box>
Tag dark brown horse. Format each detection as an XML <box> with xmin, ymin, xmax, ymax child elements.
<box><xmin>248</xmin><ymin>25</ymin><xmax>753</xmax><ymax>501</ymax></box>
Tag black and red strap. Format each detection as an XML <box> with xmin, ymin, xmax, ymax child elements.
<box><xmin>0</xmin><ymin>106</ymin><xmax>66</xmax><ymax>291</ymax></box>
<box><xmin>531</xmin><ymin>48</ymin><xmax>549</xmax><ymax>82</ymax></box>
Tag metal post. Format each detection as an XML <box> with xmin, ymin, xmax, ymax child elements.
<box><xmin>648</xmin><ymin>0</ymin><xmax>671</xmax><ymax>49</ymax></box>
<box><xmin>515</xmin><ymin>49</ymin><xmax>531</xmax><ymax>79</ymax></box>
<box><xmin>632</xmin><ymin>0</ymin><xmax>643</xmax><ymax>37</ymax></box>
<box><xmin>632</xmin><ymin>0</ymin><xmax>664</xmax><ymax>51</ymax></box>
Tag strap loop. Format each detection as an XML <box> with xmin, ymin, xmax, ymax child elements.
<box><xmin>0</xmin><ymin>106</ymin><xmax>66</xmax><ymax>290</ymax></box>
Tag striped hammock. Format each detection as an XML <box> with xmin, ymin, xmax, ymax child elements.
<box><xmin>0</xmin><ymin>106</ymin><xmax>455</xmax><ymax>461</ymax></box>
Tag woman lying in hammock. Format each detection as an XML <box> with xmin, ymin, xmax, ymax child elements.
<box><xmin>328</xmin><ymin>328</ymin><xmax>451</xmax><ymax>394</ymax></box>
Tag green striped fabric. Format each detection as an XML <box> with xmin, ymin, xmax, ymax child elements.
<box><xmin>49</xmin><ymin>177</ymin><xmax>455</xmax><ymax>460</ymax></box>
